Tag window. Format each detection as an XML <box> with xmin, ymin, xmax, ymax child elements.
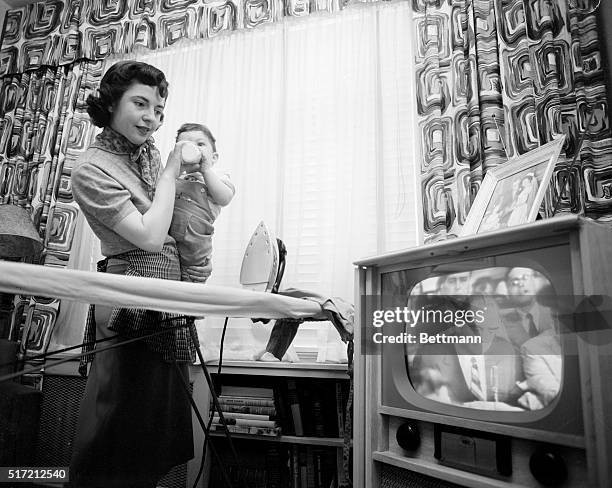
<box><xmin>100</xmin><ymin>3</ymin><xmax>421</xmax><ymax>359</ymax></box>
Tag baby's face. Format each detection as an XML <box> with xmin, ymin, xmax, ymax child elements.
<box><xmin>177</xmin><ymin>130</ymin><xmax>217</xmax><ymax>172</ymax></box>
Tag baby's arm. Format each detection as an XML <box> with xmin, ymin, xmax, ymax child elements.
<box><xmin>203</xmin><ymin>168</ymin><xmax>235</xmax><ymax>206</ymax></box>
<box><xmin>186</xmin><ymin>141</ymin><xmax>234</xmax><ymax>205</ymax></box>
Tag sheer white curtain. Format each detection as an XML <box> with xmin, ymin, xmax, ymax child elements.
<box><xmin>100</xmin><ymin>3</ymin><xmax>420</xmax><ymax>356</ymax></box>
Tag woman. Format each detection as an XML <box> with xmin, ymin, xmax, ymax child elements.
<box><xmin>69</xmin><ymin>61</ymin><xmax>205</xmax><ymax>487</ymax></box>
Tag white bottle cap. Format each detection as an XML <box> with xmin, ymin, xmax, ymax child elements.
<box><xmin>181</xmin><ymin>142</ymin><xmax>201</xmax><ymax>165</ymax></box>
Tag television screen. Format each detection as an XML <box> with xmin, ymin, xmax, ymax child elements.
<box><xmin>382</xmin><ymin>264</ymin><xmax>564</xmax><ymax>413</ymax></box>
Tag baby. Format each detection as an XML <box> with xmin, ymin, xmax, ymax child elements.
<box><xmin>169</xmin><ymin>123</ymin><xmax>235</xmax><ymax>282</ymax></box>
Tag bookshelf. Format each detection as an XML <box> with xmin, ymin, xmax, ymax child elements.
<box><xmin>189</xmin><ymin>360</ymin><xmax>351</xmax><ymax>488</ymax></box>
<box><xmin>208</xmin><ymin>432</ymin><xmax>345</xmax><ymax>447</ymax></box>
<box><xmin>204</xmin><ymin>360</ymin><xmax>348</xmax><ymax>379</ymax></box>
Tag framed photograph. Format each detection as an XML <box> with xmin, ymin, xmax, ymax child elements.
<box><xmin>462</xmin><ymin>135</ymin><xmax>566</xmax><ymax>236</ymax></box>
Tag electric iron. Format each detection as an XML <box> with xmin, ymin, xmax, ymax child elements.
<box><xmin>239</xmin><ymin>221</ymin><xmax>286</xmax><ymax>293</ymax></box>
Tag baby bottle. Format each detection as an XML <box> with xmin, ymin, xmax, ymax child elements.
<box><xmin>181</xmin><ymin>141</ymin><xmax>201</xmax><ymax>165</ymax></box>
<box><xmin>179</xmin><ymin>141</ymin><xmax>201</xmax><ymax>176</ymax></box>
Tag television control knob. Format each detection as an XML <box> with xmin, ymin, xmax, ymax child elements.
<box><xmin>529</xmin><ymin>449</ymin><xmax>567</xmax><ymax>486</ymax></box>
<box><xmin>396</xmin><ymin>421</ymin><xmax>420</xmax><ymax>451</ymax></box>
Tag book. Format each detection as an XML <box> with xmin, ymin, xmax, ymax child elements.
<box><xmin>299</xmin><ymin>447</ymin><xmax>308</xmax><ymax>488</ymax></box>
<box><xmin>335</xmin><ymin>381</ymin><xmax>345</xmax><ymax>438</ymax></box>
<box><xmin>211</xmin><ymin>422</ymin><xmax>282</xmax><ymax>437</ymax></box>
<box><xmin>216</xmin><ymin>395</ymin><xmax>276</xmax><ymax>408</ymax></box>
<box><xmin>306</xmin><ymin>447</ymin><xmax>315</xmax><ymax>488</ymax></box>
<box><xmin>287</xmin><ymin>379</ymin><xmax>304</xmax><ymax>436</ymax></box>
<box><xmin>336</xmin><ymin>447</ymin><xmax>347</xmax><ymax>487</ymax></box>
<box><xmin>215</xmin><ymin>403</ymin><xmax>277</xmax><ymax>415</ymax></box>
<box><xmin>213</xmin><ymin>411</ymin><xmax>276</xmax><ymax>421</ymax></box>
<box><xmin>291</xmin><ymin>445</ymin><xmax>299</xmax><ymax>488</ymax></box>
<box><xmin>321</xmin><ymin>448</ymin><xmax>337</xmax><ymax>488</ymax></box>
<box><xmin>313</xmin><ymin>449</ymin><xmax>324</xmax><ymax>488</ymax></box>
<box><xmin>300</xmin><ymin>384</ymin><xmax>314</xmax><ymax>436</ymax></box>
<box><xmin>273</xmin><ymin>383</ymin><xmax>291</xmax><ymax>435</ymax></box>
<box><xmin>212</xmin><ymin>415</ymin><xmax>278</xmax><ymax>428</ymax></box>
<box><xmin>310</xmin><ymin>386</ymin><xmax>326</xmax><ymax>437</ymax></box>
<box><xmin>265</xmin><ymin>445</ymin><xmax>283</xmax><ymax>488</ymax></box>
<box><xmin>221</xmin><ymin>385</ymin><xmax>275</xmax><ymax>398</ymax></box>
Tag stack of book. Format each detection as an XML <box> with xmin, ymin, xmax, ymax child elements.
<box><xmin>211</xmin><ymin>385</ymin><xmax>281</xmax><ymax>437</ymax></box>
<box><xmin>283</xmin><ymin>379</ymin><xmax>348</xmax><ymax>438</ymax></box>
<box><xmin>289</xmin><ymin>445</ymin><xmax>338</xmax><ymax>488</ymax></box>
<box><xmin>209</xmin><ymin>441</ymin><xmax>287</xmax><ymax>487</ymax></box>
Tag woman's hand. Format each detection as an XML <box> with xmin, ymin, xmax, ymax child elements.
<box><xmin>112</xmin><ymin>142</ymin><xmax>189</xmax><ymax>252</ymax></box>
<box><xmin>182</xmin><ymin>260</ymin><xmax>213</xmax><ymax>283</ymax></box>
<box><xmin>164</xmin><ymin>141</ymin><xmax>188</xmax><ymax>179</ymax></box>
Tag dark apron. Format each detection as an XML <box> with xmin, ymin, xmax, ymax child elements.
<box><xmin>69</xmin><ymin>247</ymin><xmax>194</xmax><ymax>488</ymax></box>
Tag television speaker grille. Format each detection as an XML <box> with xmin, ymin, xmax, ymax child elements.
<box><xmin>381</xmin><ymin>464</ymin><xmax>463</xmax><ymax>488</ymax></box>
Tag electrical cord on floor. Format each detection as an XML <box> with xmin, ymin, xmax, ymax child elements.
<box><xmin>173</xmin><ymin>359</ymin><xmax>235</xmax><ymax>488</ymax></box>
<box><xmin>187</xmin><ymin>320</ymin><xmax>247</xmax><ymax>488</ymax></box>
<box><xmin>192</xmin><ymin>315</ymin><xmax>229</xmax><ymax>488</ymax></box>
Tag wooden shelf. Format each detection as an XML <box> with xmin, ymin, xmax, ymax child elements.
<box><xmin>201</xmin><ymin>360</ymin><xmax>349</xmax><ymax>379</ymax></box>
<box><xmin>209</xmin><ymin>431</ymin><xmax>346</xmax><ymax>447</ymax></box>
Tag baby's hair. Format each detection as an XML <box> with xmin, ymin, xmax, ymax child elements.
<box><xmin>176</xmin><ymin>123</ymin><xmax>217</xmax><ymax>152</ymax></box>
<box><xmin>86</xmin><ymin>61</ymin><xmax>168</xmax><ymax>128</ymax></box>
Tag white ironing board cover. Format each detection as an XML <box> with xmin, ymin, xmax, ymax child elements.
<box><xmin>0</xmin><ymin>261</ymin><xmax>323</xmax><ymax>319</ymax></box>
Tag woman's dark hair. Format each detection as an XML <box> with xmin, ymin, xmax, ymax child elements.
<box><xmin>176</xmin><ymin>123</ymin><xmax>217</xmax><ymax>152</ymax></box>
<box><xmin>86</xmin><ymin>61</ymin><xmax>169</xmax><ymax>128</ymax></box>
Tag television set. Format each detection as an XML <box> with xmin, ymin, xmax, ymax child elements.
<box><xmin>354</xmin><ymin>215</ymin><xmax>612</xmax><ymax>488</ymax></box>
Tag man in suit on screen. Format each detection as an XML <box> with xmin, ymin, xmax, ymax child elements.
<box><xmin>499</xmin><ymin>267</ymin><xmax>562</xmax><ymax>409</ymax></box>
<box><xmin>500</xmin><ymin>267</ymin><xmax>557</xmax><ymax>348</ymax></box>
<box><xmin>410</xmin><ymin>296</ymin><xmax>522</xmax><ymax>408</ymax></box>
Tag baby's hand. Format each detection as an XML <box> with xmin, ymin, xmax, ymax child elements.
<box><xmin>200</xmin><ymin>150</ymin><xmax>214</xmax><ymax>172</ymax></box>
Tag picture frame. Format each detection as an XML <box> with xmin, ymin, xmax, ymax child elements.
<box><xmin>461</xmin><ymin>135</ymin><xmax>566</xmax><ymax>236</ymax></box>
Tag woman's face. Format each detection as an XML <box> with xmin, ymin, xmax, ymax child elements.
<box><xmin>109</xmin><ymin>82</ymin><xmax>165</xmax><ymax>145</ymax></box>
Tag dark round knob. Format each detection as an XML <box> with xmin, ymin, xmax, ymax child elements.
<box><xmin>529</xmin><ymin>449</ymin><xmax>567</xmax><ymax>486</ymax></box>
<box><xmin>396</xmin><ymin>421</ymin><xmax>420</xmax><ymax>451</ymax></box>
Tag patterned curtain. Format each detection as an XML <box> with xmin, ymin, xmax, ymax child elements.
<box><xmin>0</xmin><ymin>60</ymin><xmax>102</xmax><ymax>365</ymax></box>
<box><xmin>0</xmin><ymin>0</ymin><xmax>364</xmax><ymax>77</ymax></box>
<box><xmin>414</xmin><ymin>0</ymin><xmax>612</xmax><ymax>242</ymax></box>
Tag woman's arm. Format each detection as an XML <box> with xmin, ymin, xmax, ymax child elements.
<box><xmin>112</xmin><ymin>143</ymin><xmax>184</xmax><ymax>252</ymax></box>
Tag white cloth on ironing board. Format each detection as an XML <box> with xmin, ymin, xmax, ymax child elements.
<box><xmin>275</xmin><ymin>287</ymin><xmax>354</xmax><ymax>341</ymax></box>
